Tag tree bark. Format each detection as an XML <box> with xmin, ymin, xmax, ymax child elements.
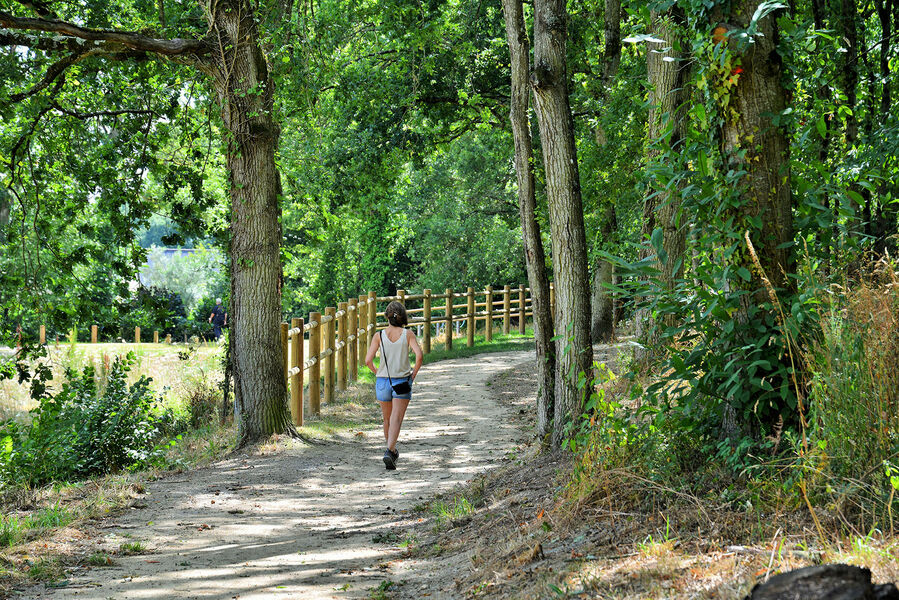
<box><xmin>501</xmin><ymin>0</ymin><xmax>556</xmax><ymax>440</ymax></box>
<box><xmin>207</xmin><ymin>0</ymin><xmax>294</xmax><ymax>444</ymax></box>
<box><xmin>531</xmin><ymin>0</ymin><xmax>594</xmax><ymax>449</ymax></box>
<box><xmin>718</xmin><ymin>0</ymin><xmax>792</xmax><ymax>296</ymax></box>
<box><xmin>716</xmin><ymin>0</ymin><xmax>793</xmax><ymax>437</ymax></box>
<box><xmin>634</xmin><ymin>10</ymin><xmax>688</xmax><ymax>360</ymax></box>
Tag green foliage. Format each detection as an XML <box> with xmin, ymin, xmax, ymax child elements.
<box><xmin>0</xmin><ymin>353</ymin><xmax>170</xmax><ymax>488</ymax></box>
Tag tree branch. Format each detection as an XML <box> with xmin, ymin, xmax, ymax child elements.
<box><xmin>0</xmin><ymin>11</ymin><xmax>210</xmax><ymax>57</ymax></box>
<box><xmin>0</xmin><ymin>30</ymin><xmax>77</xmax><ymax>51</ymax></box>
<box><xmin>10</xmin><ymin>50</ymin><xmax>83</xmax><ymax>102</ymax></box>
<box><xmin>50</xmin><ymin>103</ymin><xmax>160</xmax><ymax>119</ymax></box>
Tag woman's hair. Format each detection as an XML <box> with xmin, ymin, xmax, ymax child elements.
<box><xmin>385</xmin><ymin>301</ymin><xmax>408</xmax><ymax>327</ymax></box>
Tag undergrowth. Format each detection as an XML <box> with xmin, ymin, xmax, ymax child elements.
<box><xmin>565</xmin><ymin>256</ymin><xmax>899</xmax><ymax>543</ymax></box>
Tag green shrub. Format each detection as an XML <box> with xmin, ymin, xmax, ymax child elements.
<box><xmin>0</xmin><ymin>353</ymin><xmax>168</xmax><ymax>488</ymax></box>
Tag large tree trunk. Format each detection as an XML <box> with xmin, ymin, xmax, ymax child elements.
<box><xmin>717</xmin><ymin>0</ymin><xmax>793</xmax><ymax>437</ymax></box>
<box><xmin>208</xmin><ymin>0</ymin><xmax>294</xmax><ymax>445</ymax></box>
<box><xmin>531</xmin><ymin>0</ymin><xmax>594</xmax><ymax>449</ymax></box>
<box><xmin>634</xmin><ymin>10</ymin><xmax>688</xmax><ymax>361</ymax></box>
<box><xmin>719</xmin><ymin>1</ymin><xmax>792</xmax><ymax>295</ymax></box>
<box><xmin>501</xmin><ymin>0</ymin><xmax>556</xmax><ymax>440</ymax></box>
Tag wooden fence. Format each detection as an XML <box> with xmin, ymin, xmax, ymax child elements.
<box><xmin>281</xmin><ymin>283</ymin><xmax>554</xmax><ymax>426</ymax></box>
<box><xmin>34</xmin><ymin>324</ymin><xmax>191</xmax><ymax>345</ymax></box>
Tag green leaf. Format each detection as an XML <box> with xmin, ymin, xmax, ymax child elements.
<box><xmin>816</xmin><ymin>116</ymin><xmax>827</xmax><ymax>139</ymax></box>
<box><xmin>650</xmin><ymin>227</ymin><xmax>668</xmax><ymax>264</ymax></box>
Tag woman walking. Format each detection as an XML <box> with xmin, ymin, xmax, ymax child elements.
<box><xmin>365</xmin><ymin>301</ymin><xmax>423</xmax><ymax>470</ymax></box>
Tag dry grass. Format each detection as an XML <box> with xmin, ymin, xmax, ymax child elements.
<box><xmin>0</xmin><ymin>473</ymin><xmax>148</xmax><ymax>594</ymax></box>
<box><xmin>802</xmin><ymin>258</ymin><xmax>899</xmax><ymax>534</ymax></box>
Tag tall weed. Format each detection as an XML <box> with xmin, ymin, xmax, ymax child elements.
<box><xmin>804</xmin><ymin>259</ymin><xmax>899</xmax><ymax>529</ymax></box>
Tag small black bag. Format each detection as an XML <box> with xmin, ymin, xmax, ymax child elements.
<box><xmin>380</xmin><ymin>331</ymin><xmax>412</xmax><ymax>395</ymax></box>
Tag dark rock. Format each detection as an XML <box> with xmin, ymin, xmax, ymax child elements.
<box><xmin>746</xmin><ymin>564</ymin><xmax>899</xmax><ymax>600</ymax></box>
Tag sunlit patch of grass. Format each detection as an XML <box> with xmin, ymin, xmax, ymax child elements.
<box><xmin>637</xmin><ymin>535</ymin><xmax>678</xmax><ymax>558</ymax></box>
<box><xmin>0</xmin><ymin>503</ymin><xmax>74</xmax><ymax>547</ymax></box>
<box><xmin>422</xmin><ymin>330</ymin><xmax>534</xmax><ymax>365</ymax></box>
<box><xmin>296</xmin><ymin>381</ymin><xmax>382</xmax><ymax>439</ymax></box>
<box><xmin>160</xmin><ymin>421</ymin><xmax>238</xmax><ymax>469</ymax></box>
<box><xmin>86</xmin><ymin>551</ymin><xmax>114</xmax><ymax>566</ymax></box>
<box><xmin>821</xmin><ymin>534</ymin><xmax>899</xmax><ymax>583</ymax></box>
<box><xmin>118</xmin><ymin>541</ymin><xmax>147</xmax><ymax>555</ymax></box>
<box><xmin>27</xmin><ymin>557</ymin><xmax>65</xmax><ymax>582</ymax></box>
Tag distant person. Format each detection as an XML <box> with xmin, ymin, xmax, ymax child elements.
<box><xmin>365</xmin><ymin>301</ymin><xmax>423</xmax><ymax>470</ymax></box>
<box><xmin>208</xmin><ymin>298</ymin><xmax>227</xmax><ymax>341</ymax></box>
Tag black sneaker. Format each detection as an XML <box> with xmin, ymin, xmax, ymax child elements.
<box><xmin>390</xmin><ymin>448</ymin><xmax>399</xmax><ymax>463</ymax></box>
<box><xmin>383</xmin><ymin>449</ymin><xmax>396</xmax><ymax>470</ymax></box>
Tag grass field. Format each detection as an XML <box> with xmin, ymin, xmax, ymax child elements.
<box><xmin>0</xmin><ymin>342</ymin><xmax>224</xmax><ymax>421</ymax></box>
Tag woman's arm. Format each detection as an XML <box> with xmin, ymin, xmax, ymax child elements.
<box><xmin>408</xmin><ymin>331</ymin><xmax>423</xmax><ymax>381</ymax></box>
<box><xmin>364</xmin><ymin>332</ymin><xmax>381</xmax><ymax>375</ymax></box>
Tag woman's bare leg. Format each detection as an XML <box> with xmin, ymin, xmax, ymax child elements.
<box><xmin>386</xmin><ymin>398</ymin><xmax>410</xmax><ymax>452</ymax></box>
<box><xmin>380</xmin><ymin>401</ymin><xmax>392</xmax><ymax>443</ymax></box>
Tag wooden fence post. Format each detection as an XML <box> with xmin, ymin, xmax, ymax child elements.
<box><xmin>445</xmin><ymin>288</ymin><xmax>453</xmax><ymax>351</ymax></box>
<box><xmin>348</xmin><ymin>298</ymin><xmax>358</xmax><ymax>382</ymax></box>
<box><xmin>397</xmin><ymin>289</ymin><xmax>405</xmax><ymax>306</ymax></box>
<box><xmin>135</xmin><ymin>326</ymin><xmax>141</xmax><ymax>344</ymax></box>
<box><xmin>358</xmin><ymin>295</ymin><xmax>367</xmax><ymax>364</ymax></box>
<box><xmin>423</xmin><ymin>289</ymin><xmax>431</xmax><ymax>354</ymax></box>
<box><xmin>367</xmin><ymin>291</ymin><xmax>376</xmax><ymax>346</ymax></box>
<box><xmin>165</xmin><ymin>333</ymin><xmax>172</xmax><ymax>344</ymax></box>
<box><xmin>337</xmin><ymin>302</ymin><xmax>347</xmax><ymax>392</ymax></box>
<box><xmin>485</xmin><ymin>285</ymin><xmax>493</xmax><ymax>342</ymax></box>
<box><xmin>281</xmin><ymin>321</ymin><xmax>289</xmax><ymax>381</ymax></box>
<box><xmin>325</xmin><ymin>306</ymin><xmax>336</xmax><ymax>404</ymax></box>
<box><xmin>309</xmin><ymin>312</ymin><xmax>321</xmax><ymax>415</ymax></box>
<box><xmin>519</xmin><ymin>285</ymin><xmax>526</xmax><ymax>335</ymax></box>
<box><xmin>290</xmin><ymin>317</ymin><xmax>303</xmax><ymax>426</ymax></box>
<box><xmin>91</xmin><ymin>325</ymin><xmax>98</xmax><ymax>344</ymax></box>
<box><xmin>503</xmin><ymin>285</ymin><xmax>511</xmax><ymax>334</ymax></box>
<box><xmin>153</xmin><ymin>330</ymin><xmax>159</xmax><ymax>344</ymax></box>
<box><xmin>39</xmin><ymin>325</ymin><xmax>46</xmax><ymax>345</ymax></box>
<box><xmin>467</xmin><ymin>287</ymin><xmax>475</xmax><ymax>347</ymax></box>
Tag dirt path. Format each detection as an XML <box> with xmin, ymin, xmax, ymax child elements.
<box><xmin>24</xmin><ymin>351</ymin><xmax>534</xmax><ymax>600</ymax></box>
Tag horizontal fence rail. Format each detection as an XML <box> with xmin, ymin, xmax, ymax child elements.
<box><xmin>280</xmin><ymin>283</ymin><xmax>554</xmax><ymax>426</ymax></box>
<box><xmin>21</xmin><ymin>282</ymin><xmax>554</xmax><ymax>429</ymax></box>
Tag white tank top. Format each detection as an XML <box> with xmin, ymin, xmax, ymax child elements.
<box><xmin>377</xmin><ymin>329</ymin><xmax>412</xmax><ymax>379</ymax></box>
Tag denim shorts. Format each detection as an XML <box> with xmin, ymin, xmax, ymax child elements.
<box><xmin>375</xmin><ymin>376</ymin><xmax>412</xmax><ymax>402</ymax></box>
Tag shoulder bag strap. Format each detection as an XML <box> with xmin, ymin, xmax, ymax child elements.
<box><xmin>379</xmin><ymin>330</ymin><xmax>393</xmax><ymax>386</ymax></box>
